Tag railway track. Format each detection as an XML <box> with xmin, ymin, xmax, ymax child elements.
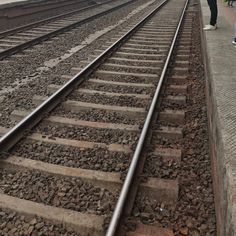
<box><xmin>0</xmin><ymin>0</ymin><xmax>97</xmax><ymax>31</ymax></box>
<box><xmin>0</xmin><ymin>0</ymin><xmax>134</xmax><ymax>60</ymax></box>
<box><xmin>0</xmin><ymin>0</ymin><xmax>216</xmax><ymax>235</ymax></box>
<box><xmin>0</xmin><ymin>0</ymin><xmax>96</xmax><ymax>19</ymax></box>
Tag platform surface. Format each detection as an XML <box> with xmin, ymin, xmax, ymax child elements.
<box><xmin>0</xmin><ymin>0</ymin><xmax>29</xmax><ymax>6</ymax></box>
<box><xmin>200</xmin><ymin>0</ymin><xmax>236</xmax><ymax>235</ymax></box>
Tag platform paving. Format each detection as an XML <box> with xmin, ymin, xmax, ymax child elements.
<box><xmin>200</xmin><ymin>1</ymin><xmax>236</xmax><ymax>235</ymax></box>
<box><xmin>0</xmin><ymin>0</ymin><xmax>26</xmax><ymax>5</ymax></box>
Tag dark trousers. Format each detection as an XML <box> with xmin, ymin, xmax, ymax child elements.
<box><xmin>207</xmin><ymin>0</ymin><xmax>218</xmax><ymax>25</ymax></box>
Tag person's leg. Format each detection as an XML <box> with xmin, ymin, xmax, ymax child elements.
<box><xmin>207</xmin><ymin>0</ymin><xmax>218</xmax><ymax>26</ymax></box>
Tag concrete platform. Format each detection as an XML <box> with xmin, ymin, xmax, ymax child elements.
<box><xmin>0</xmin><ymin>0</ymin><xmax>30</xmax><ymax>8</ymax></box>
<box><xmin>200</xmin><ymin>1</ymin><xmax>236</xmax><ymax>236</ymax></box>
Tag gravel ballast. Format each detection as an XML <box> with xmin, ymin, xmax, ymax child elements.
<box><xmin>0</xmin><ymin>208</ymin><xmax>80</xmax><ymax>235</ymax></box>
<box><xmin>53</xmin><ymin>107</ymin><xmax>145</xmax><ymax>125</ymax></box>
<box><xmin>68</xmin><ymin>92</ymin><xmax>149</xmax><ymax>108</ymax></box>
<box><xmin>81</xmin><ymin>81</ymin><xmax>155</xmax><ymax>95</ymax></box>
<box><xmin>12</xmin><ymin>140</ymin><xmax>132</xmax><ymax>173</ymax></box>
<box><xmin>0</xmin><ymin>169</ymin><xmax>117</xmax><ymax>216</ymax></box>
<box><xmin>35</xmin><ymin>123</ymin><xmax>139</xmax><ymax>145</ymax></box>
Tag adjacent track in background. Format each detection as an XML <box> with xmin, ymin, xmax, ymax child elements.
<box><xmin>0</xmin><ymin>0</ymin><xmax>96</xmax><ymax>17</ymax></box>
<box><xmin>0</xmin><ymin>0</ymin><xmax>215</xmax><ymax>235</ymax></box>
<box><xmin>0</xmin><ymin>0</ymin><xmax>134</xmax><ymax>60</ymax></box>
<box><xmin>0</xmin><ymin>0</ymin><xmax>97</xmax><ymax>31</ymax></box>
<box><xmin>0</xmin><ymin>0</ymin><xmax>98</xmax><ymax>38</ymax></box>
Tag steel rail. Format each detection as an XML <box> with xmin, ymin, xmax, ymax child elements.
<box><xmin>0</xmin><ymin>0</ymin><xmax>135</xmax><ymax>60</ymax></box>
<box><xmin>0</xmin><ymin>0</ymin><xmax>108</xmax><ymax>38</ymax></box>
<box><xmin>105</xmin><ymin>0</ymin><xmax>189</xmax><ymax>235</ymax></box>
<box><xmin>0</xmin><ymin>0</ymin><xmax>168</xmax><ymax>153</ymax></box>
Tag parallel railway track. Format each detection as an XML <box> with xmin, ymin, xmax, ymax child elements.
<box><xmin>0</xmin><ymin>0</ymin><xmax>216</xmax><ymax>235</ymax></box>
<box><xmin>0</xmin><ymin>0</ymin><xmax>97</xmax><ymax>31</ymax></box>
<box><xmin>0</xmin><ymin>0</ymin><xmax>134</xmax><ymax>60</ymax></box>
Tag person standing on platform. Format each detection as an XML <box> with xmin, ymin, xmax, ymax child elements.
<box><xmin>227</xmin><ymin>0</ymin><xmax>234</xmax><ymax>7</ymax></box>
<box><xmin>204</xmin><ymin>0</ymin><xmax>218</xmax><ymax>30</ymax></box>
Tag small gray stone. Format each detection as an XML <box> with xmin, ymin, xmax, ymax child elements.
<box><xmin>29</xmin><ymin>218</ymin><xmax>37</xmax><ymax>225</ymax></box>
<box><xmin>35</xmin><ymin>222</ymin><xmax>44</xmax><ymax>230</ymax></box>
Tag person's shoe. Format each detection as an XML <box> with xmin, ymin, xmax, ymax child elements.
<box><xmin>232</xmin><ymin>40</ymin><xmax>236</xmax><ymax>45</ymax></box>
<box><xmin>203</xmin><ymin>24</ymin><xmax>217</xmax><ymax>30</ymax></box>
